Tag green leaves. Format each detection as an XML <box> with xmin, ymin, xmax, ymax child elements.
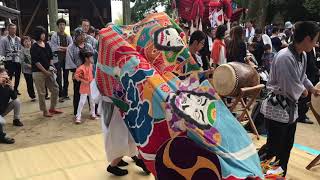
<box><xmin>304</xmin><ymin>0</ymin><xmax>320</xmax><ymax>17</ymax></box>
<box><xmin>130</xmin><ymin>0</ymin><xmax>172</xmax><ymax>23</ymax></box>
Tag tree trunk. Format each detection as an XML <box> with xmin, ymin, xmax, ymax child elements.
<box><xmin>48</xmin><ymin>0</ymin><xmax>59</xmax><ymax>32</ymax></box>
<box><xmin>123</xmin><ymin>0</ymin><xmax>131</xmax><ymax>25</ymax></box>
<box><xmin>247</xmin><ymin>0</ymin><xmax>269</xmax><ymax>28</ymax></box>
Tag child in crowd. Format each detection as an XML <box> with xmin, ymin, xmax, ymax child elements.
<box><xmin>261</xmin><ymin>44</ymin><xmax>275</xmax><ymax>73</ymax></box>
<box><xmin>74</xmin><ymin>50</ymin><xmax>97</xmax><ymax>124</ymax></box>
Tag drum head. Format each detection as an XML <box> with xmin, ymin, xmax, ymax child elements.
<box><xmin>311</xmin><ymin>82</ymin><xmax>320</xmax><ymax>116</ymax></box>
<box><xmin>212</xmin><ymin>64</ymin><xmax>236</xmax><ymax>96</ymax></box>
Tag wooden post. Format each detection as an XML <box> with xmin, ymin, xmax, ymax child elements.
<box><xmin>23</xmin><ymin>0</ymin><xmax>42</xmax><ymax>35</ymax></box>
<box><xmin>48</xmin><ymin>0</ymin><xmax>59</xmax><ymax>32</ymax></box>
<box><xmin>12</xmin><ymin>0</ymin><xmax>22</xmax><ymax>37</ymax></box>
<box><xmin>106</xmin><ymin>0</ymin><xmax>112</xmax><ymax>23</ymax></box>
<box><xmin>88</xmin><ymin>0</ymin><xmax>105</xmax><ymax>26</ymax></box>
<box><xmin>122</xmin><ymin>0</ymin><xmax>131</xmax><ymax>25</ymax></box>
<box><xmin>306</xmin><ymin>105</ymin><xmax>320</xmax><ymax>170</ymax></box>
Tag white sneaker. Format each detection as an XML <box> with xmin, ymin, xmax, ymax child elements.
<box><xmin>74</xmin><ymin>117</ymin><xmax>82</xmax><ymax>124</ymax></box>
<box><xmin>90</xmin><ymin>115</ymin><xmax>98</xmax><ymax>120</ymax></box>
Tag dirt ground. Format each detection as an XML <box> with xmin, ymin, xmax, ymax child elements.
<box><xmin>0</xmin><ymin>77</ymin><xmax>319</xmax><ymax>154</ymax></box>
<box><xmin>0</xmin><ymin>77</ymin><xmax>102</xmax><ymax>152</ymax></box>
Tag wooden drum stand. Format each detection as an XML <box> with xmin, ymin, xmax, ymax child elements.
<box><xmin>306</xmin><ymin>104</ymin><xmax>320</xmax><ymax>170</ymax></box>
<box><xmin>228</xmin><ymin>84</ymin><xmax>265</xmax><ymax>140</ymax></box>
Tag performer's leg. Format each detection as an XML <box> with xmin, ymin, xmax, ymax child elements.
<box><xmin>107</xmin><ymin>157</ymin><xmax>128</xmax><ymax>176</ymax></box>
<box><xmin>297</xmin><ymin>95</ymin><xmax>313</xmax><ymax>124</ymax></box>
<box><xmin>132</xmin><ymin>156</ymin><xmax>151</xmax><ymax>174</ymax></box>
<box><xmin>265</xmin><ymin>119</ymin><xmax>286</xmax><ymax>161</ymax></box>
<box><xmin>110</xmin><ymin>157</ymin><xmax>123</xmax><ymax>166</ymax></box>
<box><xmin>101</xmin><ymin>101</ymin><xmax>129</xmax><ymax>176</ymax></box>
<box><xmin>279</xmin><ymin>121</ymin><xmax>297</xmax><ymax>176</ymax></box>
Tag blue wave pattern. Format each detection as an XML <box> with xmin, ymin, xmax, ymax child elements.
<box><xmin>120</xmin><ymin>68</ymin><xmax>155</xmax><ymax>146</ymax></box>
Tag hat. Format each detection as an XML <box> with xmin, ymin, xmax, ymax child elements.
<box><xmin>285</xmin><ymin>21</ymin><xmax>293</xmax><ymax>29</ymax></box>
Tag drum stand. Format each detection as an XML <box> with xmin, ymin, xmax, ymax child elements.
<box><xmin>306</xmin><ymin>104</ymin><xmax>320</xmax><ymax>170</ymax></box>
<box><xmin>229</xmin><ymin>84</ymin><xmax>265</xmax><ymax>140</ymax></box>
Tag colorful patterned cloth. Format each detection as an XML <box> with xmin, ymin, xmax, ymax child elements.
<box><xmin>96</xmin><ymin>25</ymin><xmax>175</xmax><ymax>175</ymax></box>
<box><xmin>165</xmin><ymin>75</ymin><xmax>264</xmax><ymax>180</ymax></box>
<box><xmin>113</xmin><ymin>12</ymin><xmax>200</xmax><ymax>75</ymax></box>
<box><xmin>96</xmin><ymin>12</ymin><xmax>263</xmax><ymax>179</ymax></box>
<box><xmin>155</xmin><ymin>136</ymin><xmax>222</xmax><ymax>180</ymax></box>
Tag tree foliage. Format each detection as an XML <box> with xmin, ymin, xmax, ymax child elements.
<box><xmin>235</xmin><ymin>0</ymin><xmax>320</xmax><ymax>26</ymax></box>
<box><xmin>129</xmin><ymin>0</ymin><xmax>320</xmax><ymax>27</ymax></box>
<box><xmin>304</xmin><ymin>0</ymin><xmax>320</xmax><ymax>17</ymax></box>
<box><xmin>130</xmin><ymin>0</ymin><xmax>172</xmax><ymax>23</ymax></box>
<box><xmin>234</xmin><ymin>0</ymin><xmax>249</xmax><ymax>8</ymax></box>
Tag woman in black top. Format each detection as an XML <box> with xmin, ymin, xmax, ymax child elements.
<box><xmin>31</xmin><ymin>26</ymin><xmax>63</xmax><ymax>117</ymax></box>
<box><xmin>226</xmin><ymin>26</ymin><xmax>247</xmax><ymax>63</ymax></box>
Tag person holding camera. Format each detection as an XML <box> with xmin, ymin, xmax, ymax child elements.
<box><xmin>0</xmin><ymin>67</ymin><xmax>23</xmax><ymax>144</ymax></box>
<box><xmin>31</xmin><ymin>26</ymin><xmax>63</xmax><ymax>117</ymax></box>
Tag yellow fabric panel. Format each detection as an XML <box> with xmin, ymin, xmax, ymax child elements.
<box><xmin>1</xmin><ymin>134</ymin><xmax>319</xmax><ymax>180</ymax></box>
<box><xmin>0</xmin><ymin>153</ymin><xmax>16</xmax><ymax>180</ymax></box>
<box><xmin>26</xmin><ymin>171</ymin><xmax>68</xmax><ymax>180</ymax></box>
<box><xmin>0</xmin><ymin>134</ymin><xmax>155</xmax><ymax>180</ymax></box>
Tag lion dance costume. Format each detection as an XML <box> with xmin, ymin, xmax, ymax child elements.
<box><xmin>96</xmin><ymin>12</ymin><xmax>263</xmax><ymax>180</ymax></box>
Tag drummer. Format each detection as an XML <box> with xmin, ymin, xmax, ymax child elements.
<box><xmin>189</xmin><ymin>30</ymin><xmax>207</xmax><ymax>70</ymax></box>
<box><xmin>260</xmin><ymin>21</ymin><xmax>320</xmax><ymax>177</ymax></box>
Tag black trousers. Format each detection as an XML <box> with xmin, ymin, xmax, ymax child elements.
<box><xmin>265</xmin><ymin>119</ymin><xmax>297</xmax><ymax>176</ymax></box>
<box><xmin>4</xmin><ymin>61</ymin><xmax>21</xmax><ymax>92</ymax></box>
<box><xmin>23</xmin><ymin>73</ymin><xmax>36</xmax><ymax>99</ymax></box>
<box><xmin>54</xmin><ymin>60</ymin><xmax>69</xmax><ymax>98</ymax></box>
<box><xmin>73</xmin><ymin>79</ymin><xmax>81</xmax><ymax>116</ymax></box>
<box><xmin>0</xmin><ymin>123</ymin><xmax>6</xmax><ymax>139</ymax></box>
<box><xmin>297</xmin><ymin>95</ymin><xmax>311</xmax><ymax>120</ymax></box>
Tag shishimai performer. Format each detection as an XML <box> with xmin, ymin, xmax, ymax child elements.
<box><xmin>99</xmin><ymin>97</ymin><xmax>150</xmax><ymax>176</ymax></box>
